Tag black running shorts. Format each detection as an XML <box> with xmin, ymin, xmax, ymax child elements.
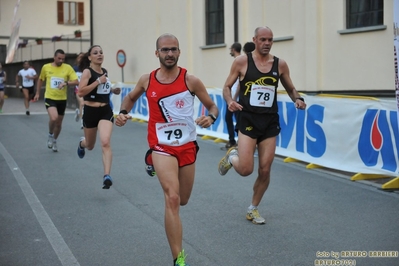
<box><xmin>45</xmin><ymin>98</ymin><xmax>67</xmax><ymax>115</ymax></box>
<box><xmin>82</xmin><ymin>104</ymin><xmax>114</xmax><ymax>128</ymax></box>
<box><xmin>22</xmin><ymin>86</ymin><xmax>35</xmax><ymax>95</ymax></box>
<box><xmin>236</xmin><ymin>111</ymin><xmax>281</xmax><ymax>144</ymax></box>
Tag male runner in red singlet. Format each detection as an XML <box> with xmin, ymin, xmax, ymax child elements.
<box><xmin>116</xmin><ymin>33</ymin><xmax>218</xmax><ymax>266</ymax></box>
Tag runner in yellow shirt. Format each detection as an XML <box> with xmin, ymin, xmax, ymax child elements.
<box><xmin>34</xmin><ymin>49</ymin><xmax>78</xmax><ymax>152</ymax></box>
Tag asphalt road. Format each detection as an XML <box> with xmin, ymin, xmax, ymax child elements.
<box><xmin>0</xmin><ymin>99</ymin><xmax>398</xmax><ymax>266</ymax></box>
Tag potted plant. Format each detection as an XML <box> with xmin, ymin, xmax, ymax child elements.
<box><xmin>74</xmin><ymin>30</ymin><xmax>82</xmax><ymax>38</ymax></box>
<box><xmin>52</xmin><ymin>35</ymin><xmax>62</xmax><ymax>42</ymax></box>
<box><xmin>35</xmin><ymin>38</ymin><xmax>43</xmax><ymax>45</ymax></box>
<box><xmin>18</xmin><ymin>39</ymin><xmax>28</xmax><ymax>48</ymax></box>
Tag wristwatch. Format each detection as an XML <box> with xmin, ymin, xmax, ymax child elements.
<box><xmin>208</xmin><ymin>113</ymin><xmax>217</xmax><ymax>124</ymax></box>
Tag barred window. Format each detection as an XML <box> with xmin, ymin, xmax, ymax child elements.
<box><xmin>346</xmin><ymin>0</ymin><xmax>383</xmax><ymax>29</ymax></box>
<box><xmin>205</xmin><ymin>0</ymin><xmax>224</xmax><ymax>45</ymax></box>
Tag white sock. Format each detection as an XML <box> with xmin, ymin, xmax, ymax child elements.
<box><xmin>228</xmin><ymin>153</ymin><xmax>237</xmax><ymax>165</ymax></box>
<box><xmin>248</xmin><ymin>204</ymin><xmax>257</xmax><ymax>210</ymax></box>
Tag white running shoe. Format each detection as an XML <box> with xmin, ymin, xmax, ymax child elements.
<box><xmin>47</xmin><ymin>134</ymin><xmax>54</xmax><ymax>149</ymax></box>
<box><xmin>52</xmin><ymin>140</ymin><xmax>58</xmax><ymax>152</ymax></box>
<box><xmin>74</xmin><ymin>108</ymin><xmax>80</xmax><ymax>122</ymax></box>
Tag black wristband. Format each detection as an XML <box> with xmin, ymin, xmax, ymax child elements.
<box><xmin>119</xmin><ymin>110</ymin><xmax>128</xmax><ymax>115</ymax></box>
<box><xmin>296</xmin><ymin>97</ymin><xmax>305</xmax><ymax>102</ymax></box>
<box><xmin>208</xmin><ymin>114</ymin><xmax>217</xmax><ymax>124</ymax></box>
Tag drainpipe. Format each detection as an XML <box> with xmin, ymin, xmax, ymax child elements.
<box><xmin>234</xmin><ymin>0</ymin><xmax>238</xmax><ymax>42</ymax></box>
<box><xmin>90</xmin><ymin>0</ymin><xmax>93</xmax><ymax>46</ymax></box>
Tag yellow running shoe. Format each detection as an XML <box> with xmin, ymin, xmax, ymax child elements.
<box><xmin>218</xmin><ymin>146</ymin><xmax>238</xmax><ymax>175</ymax></box>
<box><xmin>175</xmin><ymin>250</ymin><xmax>190</xmax><ymax>266</ymax></box>
<box><xmin>246</xmin><ymin>208</ymin><xmax>266</xmax><ymax>224</ymax></box>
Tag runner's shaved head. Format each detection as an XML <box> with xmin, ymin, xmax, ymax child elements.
<box><xmin>156</xmin><ymin>33</ymin><xmax>179</xmax><ymax>49</ymax></box>
<box><xmin>254</xmin><ymin>26</ymin><xmax>273</xmax><ymax>37</ymax></box>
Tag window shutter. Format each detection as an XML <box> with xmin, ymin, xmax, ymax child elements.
<box><xmin>78</xmin><ymin>2</ymin><xmax>84</xmax><ymax>25</ymax></box>
<box><xmin>57</xmin><ymin>1</ymin><xmax>64</xmax><ymax>24</ymax></box>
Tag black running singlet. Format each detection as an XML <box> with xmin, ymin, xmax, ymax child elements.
<box><xmin>238</xmin><ymin>53</ymin><xmax>280</xmax><ymax>114</ymax></box>
<box><xmin>83</xmin><ymin>67</ymin><xmax>112</xmax><ymax>103</ymax></box>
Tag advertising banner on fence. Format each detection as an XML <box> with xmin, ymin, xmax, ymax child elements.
<box><xmin>394</xmin><ymin>0</ymin><xmax>399</xmax><ymax>136</ymax></box>
<box><xmin>110</xmin><ymin>85</ymin><xmax>398</xmax><ymax>177</ymax></box>
<box><xmin>275</xmin><ymin>94</ymin><xmax>398</xmax><ymax>176</ymax></box>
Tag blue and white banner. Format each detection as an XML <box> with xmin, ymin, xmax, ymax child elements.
<box><xmin>275</xmin><ymin>94</ymin><xmax>398</xmax><ymax>176</ymax></box>
<box><xmin>110</xmin><ymin>85</ymin><xmax>399</xmax><ymax>177</ymax></box>
<box><xmin>394</xmin><ymin>0</ymin><xmax>399</xmax><ymax>135</ymax></box>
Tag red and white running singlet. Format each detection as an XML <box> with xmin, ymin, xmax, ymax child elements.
<box><xmin>146</xmin><ymin>67</ymin><xmax>196</xmax><ymax>148</ymax></box>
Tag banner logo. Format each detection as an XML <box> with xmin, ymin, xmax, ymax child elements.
<box><xmin>277</xmin><ymin>102</ymin><xmax>326</xmax><ymax>158</ymax></box>
<box><xmin>358</xmin><ymin>109</ymin><xmax>399</xmax><ymax>173</ymax></box>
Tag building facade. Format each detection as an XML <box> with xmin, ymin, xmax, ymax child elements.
<box><xmin>0</xmin><ymin>0</ymin><xmax>91</xmax><ymax>62</ymax></box>
<box><xmin>90</xmin><ymin>0</ymin><xmax>394</xmax><ymax>95</ymax></box>
<box><xmin>0</xmin><ymin>0</ymin><xmax>395</xmax><ymax>95</ymax></box>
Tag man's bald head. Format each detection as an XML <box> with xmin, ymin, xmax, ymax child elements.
<box><xmin>156</xmin><ymin>33</ymin><xmax>179</xmax><ymax>49</ymax></box>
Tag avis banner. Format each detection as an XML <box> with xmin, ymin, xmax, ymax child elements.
<box><xmin>394</xmin><ymin>0</ymin><xmax>399</xmax><ymax>137</ymax></box>
<box><xmin>110</xmin><ymin>85</ymin><xmax>398</xmax><ymax>177</ymax></box>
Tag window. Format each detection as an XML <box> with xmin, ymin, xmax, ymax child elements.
<box><xmin>57</xmin><ymin>1</ymin><xmax>84</xmax><ymax>25</ymax></box>
<box><xmin>205</xmin><ymin>0</ymin><xmax>224</xmax><ymax>45</ymax></box>
<box><xmin>346</xmin><ymin>0</ymin><xmax>383</xmax><ymax>29</ymax></box>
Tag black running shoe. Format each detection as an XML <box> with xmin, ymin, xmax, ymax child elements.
<box><xmin>144</xmin><ymin>149</ymin><xmax>156</xmax><ymax>176</ymax></box>
<box><xmin>103</xmin><ymin>175</ymin><xmax>113</xmax><ymax>189</ymax></box>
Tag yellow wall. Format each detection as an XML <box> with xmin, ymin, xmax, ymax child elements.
<box><xmin>2</xmin><ymin>0</ymin><xmax>395</xmax><ymax>93</ymax></box>
<box><xmin>92</xmin><ymin>0</ymin><xmax>395</xmax><ymax>93</ymax></box>
<box><xmin>0</xmin><ymin>0</ymin><xmax>90</xmax><ymax>45</ymax></box>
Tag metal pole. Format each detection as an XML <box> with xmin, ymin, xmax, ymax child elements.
<box><xmin>234</xmin><ymin>0</ymin><xmax>238</xmax><ymax>42</ymax></box>
<box><xmin>90</xmin><ymin>0</ymin><xmax>93</xmax><ymax>46</ymax></box>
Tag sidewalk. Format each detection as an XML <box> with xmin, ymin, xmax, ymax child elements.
<box><xmin>0</xmin><ymin>97</ymin><xmax>75</xmax><ymax>115</ymax></box>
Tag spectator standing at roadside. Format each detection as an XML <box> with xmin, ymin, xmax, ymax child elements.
<box><xmin>223</xmin><ymin>42</ymin><xmax>241</xmax><ymax>150</ymax></box>
<box><xmin>73</xmin><ymin>52</ymin><xmax>85</xmax><ymax>127</ymax></box>
<box><xmin>243</xmin><ymin>41</ymin><xmax>255</xmax><ymax>54</ymax></box>
<box><xmin>0</xmin><ymin>63</ymin><xmax>6</xmax><ymax>113</ymax></box>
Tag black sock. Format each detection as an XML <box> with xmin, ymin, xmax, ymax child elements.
<box><xmin>173</xmin><ymin>258</ymin><xmax>177</xmax><ymax>265</ymax></box>
<box><xmin>79</xmin><ymin>141</ymin><xmax>83</xmax><ymax>149</ymax></box>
